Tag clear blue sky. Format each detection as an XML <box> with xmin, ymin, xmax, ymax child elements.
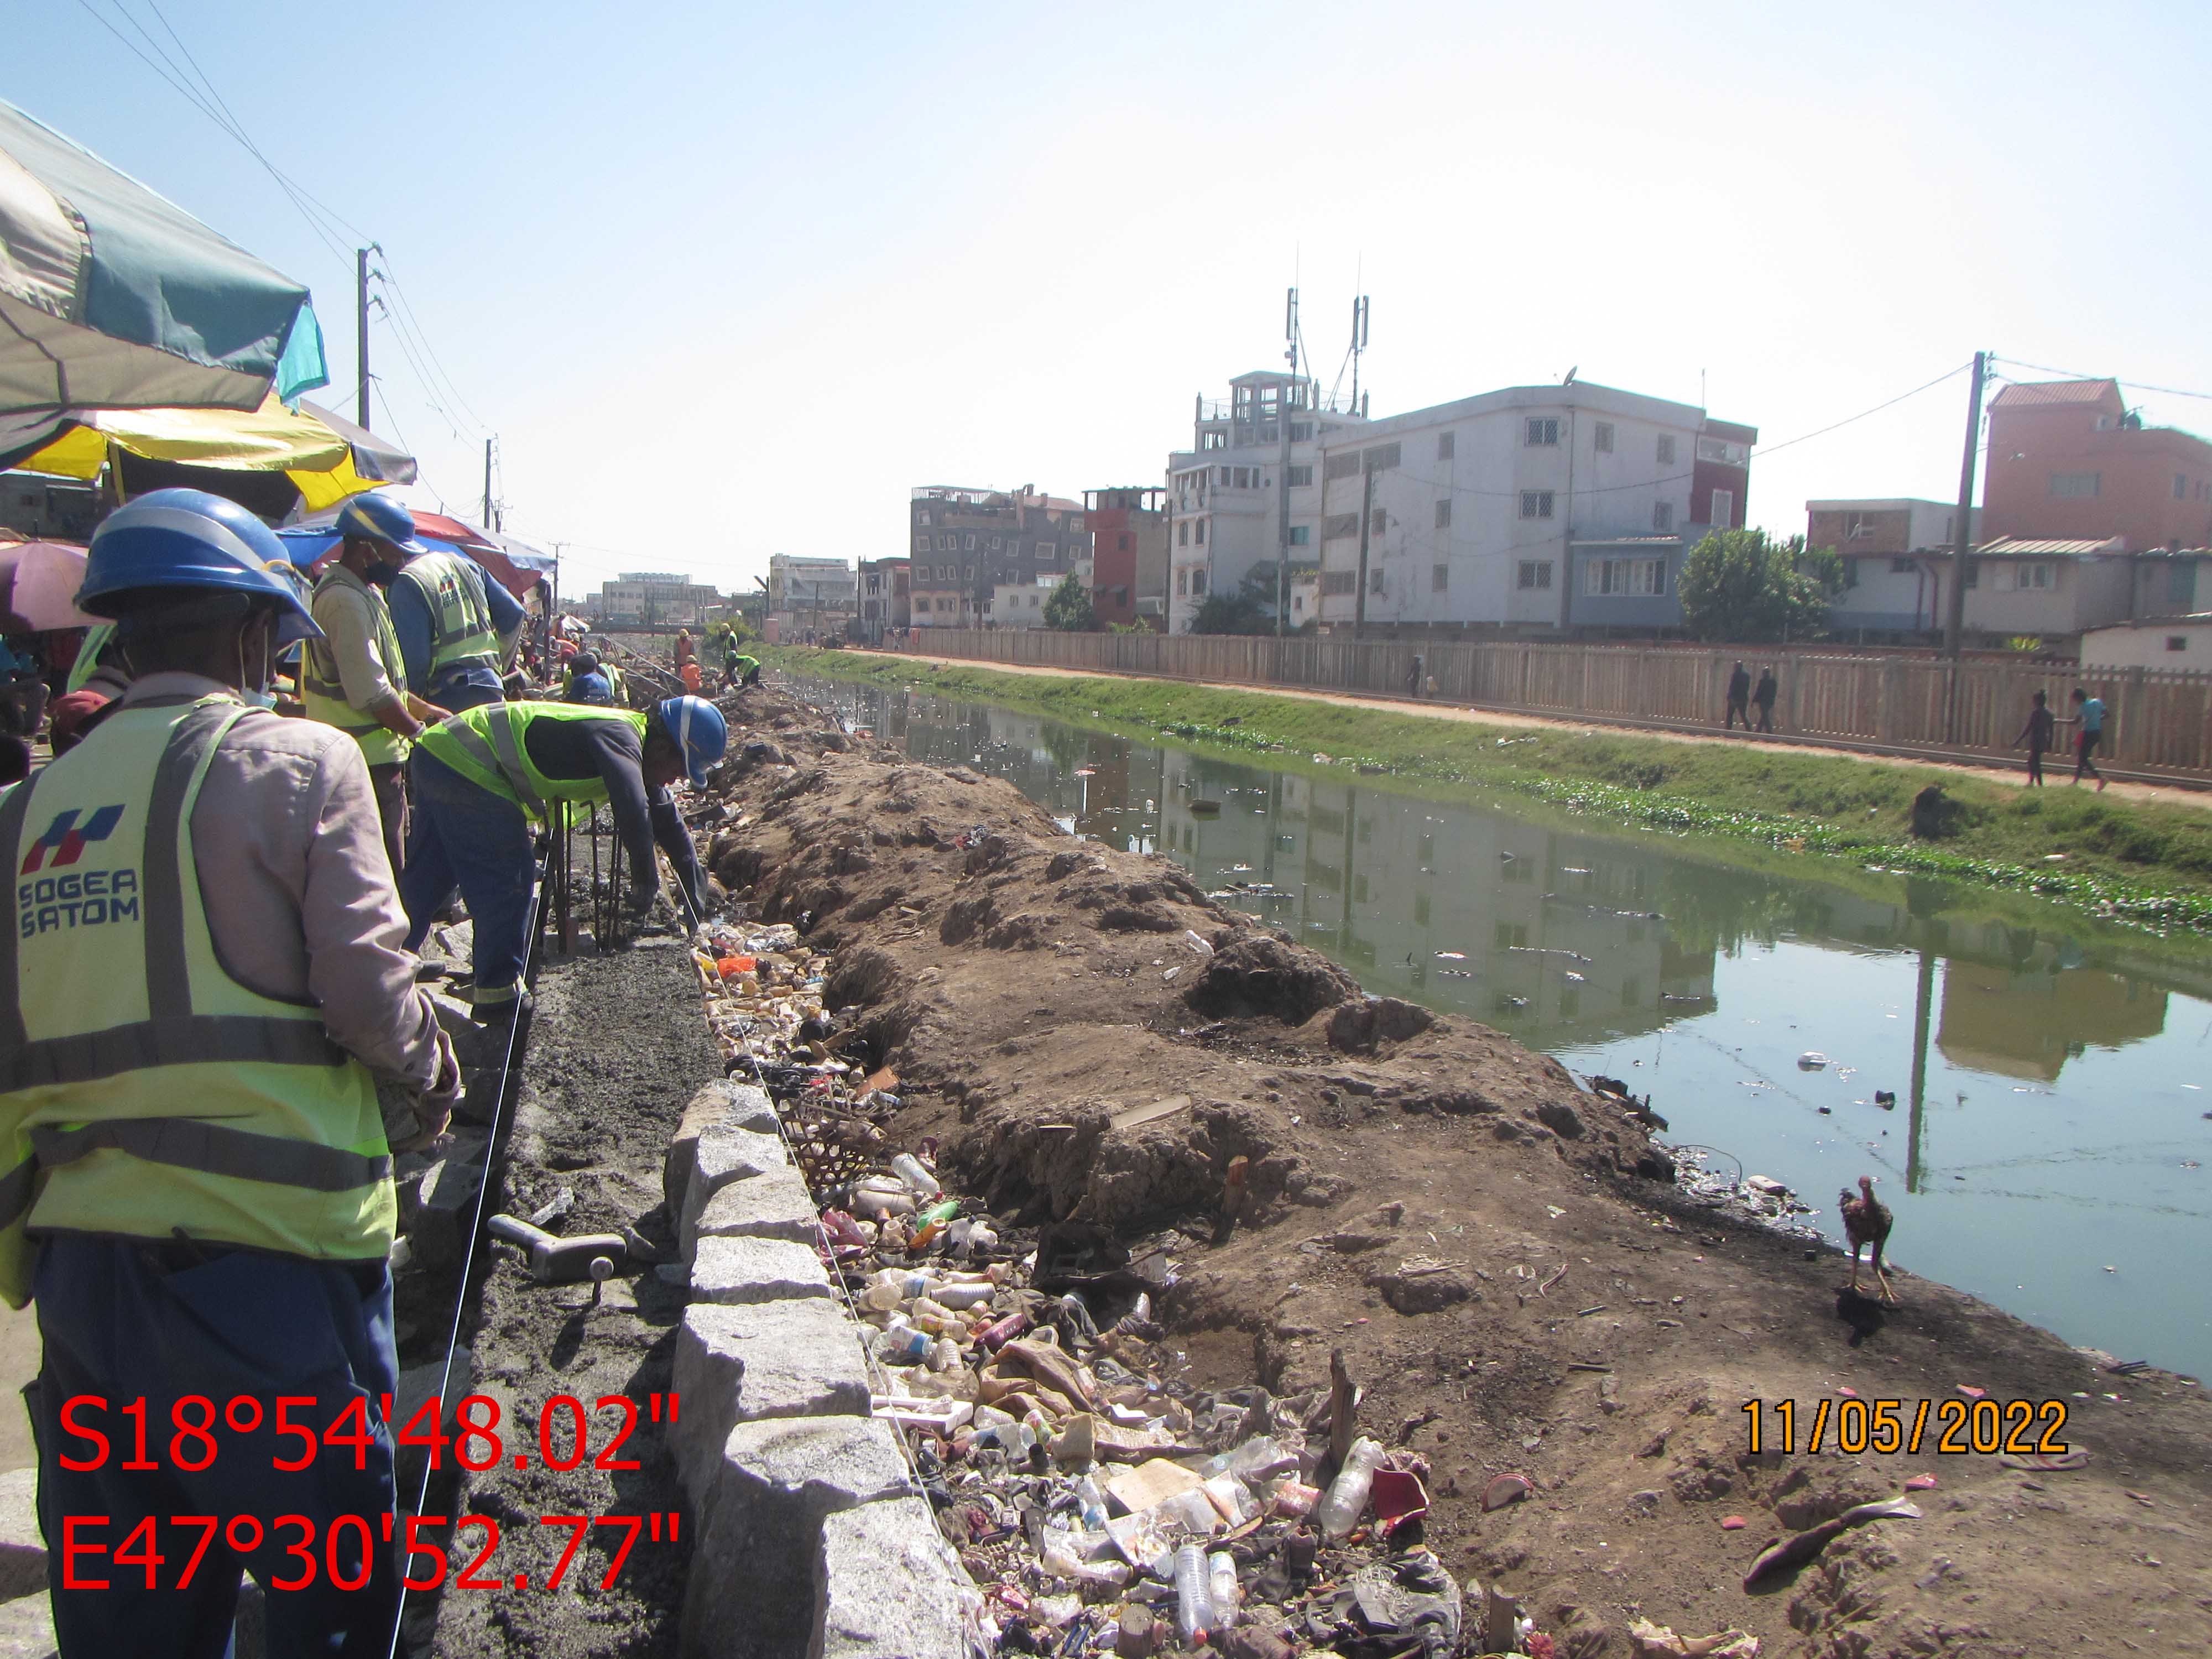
<box><xmin>12</xmin><ymin>1</ymin><xmax>2211</xmax><ymax>596</ymax></box>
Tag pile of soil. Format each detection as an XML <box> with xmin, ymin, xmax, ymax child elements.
<box><xmin>692</xmin><ymin>682</ymin><xmax>2212</xmax><ymax>1658</ymax></box>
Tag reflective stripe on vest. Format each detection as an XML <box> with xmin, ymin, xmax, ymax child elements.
<box><xmin>0</xmin><ymin>697</ymin><xmax>393</xmax><ymax>1300</ymax></box>
<box><xmin>416</xmin><ymin>701</ymin><xmax>648</xmax><ymax>823</ymax></box>
<box><xmin>302</xmin><ymin>566</ymin><xmax>409</xmax><ymax>767</ymax></box>
<box><xmin>397</xmin><ymin>550</ymin><xmax>502</xmax><ymax>682</ymax></box>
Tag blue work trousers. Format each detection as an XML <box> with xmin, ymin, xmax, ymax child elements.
<box><xmin>33</xmin><ymin>1237</ymin><xmax>400</xmax><ymax>1657</ymax></box>
<box><xmin>423</xmin><ymin>672</ymin><xmax>506</xmax><ymax>714</ymax></box>
<box><xmin>400</xmin><ymin>751</ymin><xmax>535</xmax><ymax>1003</ymax></box>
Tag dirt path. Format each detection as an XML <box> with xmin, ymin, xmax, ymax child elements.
<box><xmin>423</xmin><ymin>940</ymin><xmax>717</xmax><ymax>1659</ymax></box>
<box><xmin>699</xmin><ymin>683</ymin><xmax>2212</xmax><ymax>1659</ymax></box>
<box><xmin>842</xmin><ymin>646</ymin><xmax>2212</xmax><ymax>811</ymax></box>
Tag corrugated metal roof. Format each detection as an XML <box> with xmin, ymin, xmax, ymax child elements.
<box><xmin>1974</xmin><ymin>536</ymin><xmax>2126</xmax><ymax>556</ymax></box>
<box><xmin>1989</xmin><ymin>378</ymin><xmax>2121</xmax><ymax>408</ymax></box>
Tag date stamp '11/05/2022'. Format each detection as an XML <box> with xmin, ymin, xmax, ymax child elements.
<box><xmin>1743</xmin><ymin>1396</ymin><xmax>2071</xmax><ymax>1458</ymax></box>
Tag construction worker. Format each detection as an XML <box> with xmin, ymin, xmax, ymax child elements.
<box><xmin>562</xmin><ymin>653</ymin><xmax>615</xmax><ymax>706</ymax></box>
<box><xmin>389</xmin><ymin>541</ymin><xmax>525</xmax><ymax>714</ymax></box>
<box><xmin>726</xmin><ymin>650</ymin><xmax>761</xmax><ymax>690</ymax></box>
<box><xmin>301</xmin><ymin>494</ymin><xmax>450</xmax><ymax>874</ymax></box>
<box><xmin>1</xmin><ymin>488</ymin><xmax>458</xmax><ymax>1653</ymax></box>
<box><xmin>400</xmin><ymin>696</ymin><xmax>727</xmax><ymax>1021</ymax></box>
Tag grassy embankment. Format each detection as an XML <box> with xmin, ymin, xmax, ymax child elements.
<box><xmin>766</xmin><ymin>646</ymin><xmax>2212</xmax><ymax>935</ymax></box>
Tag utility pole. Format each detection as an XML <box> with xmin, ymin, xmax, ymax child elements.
<box><xmin>356</xmin><ymin>248</ymin><xmax>371</xmax><ymax>431</ymax></box>
<box><xmin>1352</xmin><ymin>460</ymin><xmax>1376</xmax><ymax>640</ymax></box>
<box><xmin>1278</xmin><ymin>286</ymin><xmax>1298</xmax><ymax>639</ymax></box>
<box><xmin>483</xmin><ymin>437</ymin><xmax>495</xmax><ymax>529</ymax></box>
<box><xmin>1943</xmin><ymin>352</ymin><xmax>1987</xmax><ymax>659</ymax></box>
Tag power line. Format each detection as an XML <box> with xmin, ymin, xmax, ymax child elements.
<box><xmin>1751</xmin><ymin>361</ymin><xmax>1975</xmax><ymax>458</ymax></box>
<box><xmin>1991</xmin><ymin>357</ymin><xmax>2212</xmax><ymax>405</ymax></box>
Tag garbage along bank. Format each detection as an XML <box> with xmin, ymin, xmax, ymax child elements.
<box><xmin>662</xmin><ymin>680</ymin><xmax>2212</xmax><ymax>1659</ymax></box>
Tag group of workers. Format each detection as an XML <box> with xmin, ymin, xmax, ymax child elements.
<box><xmin>0</xmin><ymin>487</ymin><xmax>731</xmax><ymax>1650</ymax></box>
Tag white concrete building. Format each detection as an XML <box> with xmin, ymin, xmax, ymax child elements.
<box><xmin>1166</xmin><ymin>371</ymin><xmax>1366</xmax><ymax>632</ymax></box>
<box><xmin>1808</xmin><ymin>498</ymin><xmax>1976</xmax><ymax>636</ymax></box>
<box><xmin>2081</xmin><ymin>613</ymin><xmax>2212</xmax><ymax>670</ymax></box>
<box><xmin>767</xmin><ymin>553</ymin><xmax>856</xmax><ymax>635</ymax></box>
<box><xmin>1310</xmin><ymin>382</ymin><xmax>1754</xmax><ymax>634</ymax></box>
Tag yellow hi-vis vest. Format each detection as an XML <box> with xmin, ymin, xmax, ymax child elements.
<box><xmin>415</xmin><ymin>701</ymin><xmax>648</xmax><ymax>823</ymax></box>
<box><xmin>0</xmin><ymin>696</ymin><xmax>394</xmax><ymax>1306</ymax></box>
<box><xmin>395</xmin><ymin>550</ymin><xmax>502</xmax><ymax>685</ymax></box>
<box><xmin>302</xmin><ymin>564</ymin><xmax>410</xmax><ymax>768</ymax></box>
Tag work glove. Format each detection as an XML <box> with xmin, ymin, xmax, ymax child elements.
<box><xmin>392</xmin><ymin>1028</ymin><xmax>462</xmax><ymax>1153</ymax></box>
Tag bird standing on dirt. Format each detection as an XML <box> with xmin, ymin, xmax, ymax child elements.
<box><xmin>1839</xmin><ymin>1176</ymin><xmax>1897</xmax><ymax>1303</ymax></box>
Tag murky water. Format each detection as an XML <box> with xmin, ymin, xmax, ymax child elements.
<box><xmin>795</xmin><ymin>676</ymin><xmax>2212</xmax><ymax>1380</ymax></box>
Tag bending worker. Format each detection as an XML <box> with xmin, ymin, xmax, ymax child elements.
<box><xmin>1</xmin><ymin>489</ymin><xmax>458</xmax><ymax>1652</ymax></box>
<box><xmin>389</xmin><ymin>536</ymin><xmax>524</xmax><ymax>714</ymax></box>
<box><xmin>302</xmin><ymin>494</ymin><xmax>451</xmax><ymax>872</ymax></box>
<box><xmin>400</xmin><ymin>695</ymin><xmax>728</xmax><ymax>1021</ymax></box>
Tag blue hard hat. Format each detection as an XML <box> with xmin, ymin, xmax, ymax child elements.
<box><xmin>78</xmin><ymin>488</ymin><xmax>322</xmax><ymax>645</ymax></box>
<box><xmin>334</xmin><ymin>492</ymin><xmax>426</xmax><ymax>553</ymax></box>
<box><xmin>657</xmin><ymin>695</ymin><xmax>728</xmax><ymax>787</ymax></box>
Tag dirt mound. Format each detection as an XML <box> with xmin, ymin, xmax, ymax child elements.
<box><xmin>1184</xmin><ymin>932</ymin><xmax>1364</xmax><ymax>1024</ymax></box>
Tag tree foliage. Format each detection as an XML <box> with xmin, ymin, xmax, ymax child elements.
<box><xmin>1675</xmin><ymin>530</ymin><xmax>1845</xmax><ymax>643</ymax></box>
<box><xmin>1044</xmin><ymin>573</ymin><xmax>1097</xmax><ymax>632</ymax></box>
<box><xmin>1188</xmin><ymin>567</ymin><xmax>1281</xmax><ymax>635</ymax></box>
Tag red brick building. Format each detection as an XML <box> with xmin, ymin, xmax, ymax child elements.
<box><xmin>1083</xmin><ymin>487</ymin><xmax>1168</xmax><ymax>630</ymax></box>
<box><xmin>1983</xmin><ymin>379</ymin><xmax>2212</xmax><ymax>551</ymax></box>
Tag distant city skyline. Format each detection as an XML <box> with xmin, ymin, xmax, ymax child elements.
<box><xmin>11</xmin><ymin>2</ymin><xmax>2209</xmax><ymax>596</ymax></box>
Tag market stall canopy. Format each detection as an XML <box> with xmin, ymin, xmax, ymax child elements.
<box><xmin>3</xmin><ymin>393</ymin><xmax>409</xmax><ymax>513</ymax></box>
<box><xmin>276</xmin><ymin>507</ymin><xmax>549</xmax><ymax>599</ymax></box>
<box><xmin>0</xmin><ymin>96</ymin><xmax>326</xmax><ymax>441</ymax></box>
<box><xmin>0</xmin><ymin>538</ymin><xmax>94</xmax><ymax>632</ymax></box>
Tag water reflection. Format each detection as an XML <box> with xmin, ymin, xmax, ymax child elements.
<box><xmin>802</xmin><ymin>677</ymin><xmax>2212</xmax><ymax>1378</ymax></box>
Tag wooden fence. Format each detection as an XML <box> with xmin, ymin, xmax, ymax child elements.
<box><xmin>876</xmin><ymin>630</ymin><xmax>2212</xmax><ymax>783</ymax></box>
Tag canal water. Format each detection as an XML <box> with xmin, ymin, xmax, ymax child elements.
<box><xmin>795</xmin><ymin>676</ymin><xmax>2212</xmax><ymax>1381</ymax></box>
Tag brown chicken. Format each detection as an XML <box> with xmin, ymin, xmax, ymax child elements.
<box><xmin>1839</xmin><ymin>1175</ymin><xmax>1896</xmax><ymax>1303</ymax></box>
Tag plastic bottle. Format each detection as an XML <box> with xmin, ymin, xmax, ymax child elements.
<box><xmin>873</xmin><ymin>1318</ymin><xmax>929</xmax><ymax>1366</ymax></box>
<box><xmin>891</xmin><ymin>1152</ymin><xmax>940</xmax><ymax>1199</ymax></box>
<box><xmin>1315</xmin><ymin>1436</ymin><xmax>1386</xmax><ymax>1538</ymax></box>
<box><xmin>1207</xmin><ymin>1551</ymin><xmax>1239</xmax><ymax>1630</ymax></box>
<box><xmin>930</xmin><ymin>1279</ymin><xmax>997</xmax><ymax>1311</ymax></box>
<box><xmin>909</xmin><ymin>1298</ymin><xmax>966</xmax><ymax>1338</ymax></box>
<box><xmin>1172</xmin><ymin>1543</ymin><xmax>1214</xmax><ymax>1645</ymax></box>
<box><xmin>1074</xmin><ymin>1474</ymin><xmax>1110</xmax><ymax>1532</ymax></box>
<box><xmin>915</xmin><ymin>1198</ymin><xmax>961</xmax><ymax>1228</ymax></box>
<box><xmin>858</xmin><ymin>1268</ymin><xmax>932</xmax><ymax>1311</ymax></box>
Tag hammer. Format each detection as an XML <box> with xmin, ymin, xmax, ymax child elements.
<box><xmin>487</xmin><ymin>1214</ymin><xmax>627</xmax><ymax>1285</ymax></box>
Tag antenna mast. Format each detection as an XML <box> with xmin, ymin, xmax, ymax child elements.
<box><xmin>1348</xmin><ymin>293</ymin><xmax>1370</xmax><ymax>416</ymax></box>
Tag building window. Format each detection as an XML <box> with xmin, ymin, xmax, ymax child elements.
<box><xmin>2016</xmin><ymin>561</ymin><xmax>2054</xmax><ymax>590</ymax></box>
<box><xmin>964</xmin><ymin>535</ymin><xmax>976</xmax><ymax>550</ymax></box>
<box><xmin>1369</xmin><ymin>567</ymin><xmax>1385</xmax><ymax>595</ymax></box>
<box><xmin>1287</xmin><ymin>525</ymin><xmax>1310</xmax><ymax>546</ymax></box>
<box><xmin>1434</xmin><ymin>498</ymin><xmax>1452</xmax><ymax>529</ymax></box>
<box><xmin>1844</xmin><ymin>511</ymin><xmax>1874</xmax><ymax>540</ymax></box>
<box><xmin>1037</xmin><ymin>543</ymin><xmax>1056</xmax><ymax>561</ymax></box>
<box><xmin>1176</xmin><ymin>568</ymin><xmax>1187</xmax><ymax>597</ymax></box>
<box><xmin>1964</xmin><ymin>560</ymin><xmax>1979</xmax><ymax>588</ymax></box>
<box><xmin>1202</xmin><ymin>431</ymin><xmax>1227</xmax><ymax>450</ymax></box>
<box><xmin>1192</xmin><ymin>569</ymin><xmax>1208</xmax><ymax>595</ymax></box>
<box><xmin>1323</xmin><ymin>513</ymin><xmax>1360</xmax><ymax>539</ymax></box>
<box><xmin>2178</xmin><ymin>473</ymin><xmax>2190</xmax><ymax>501</ymax></box>
<box><xmin>1290</xmin><ymin>421</ymin><xmax>1312</xmax><ymax>442</ymax></box>
<box><xmin>915</xmin><ymin>535</ymin><xmax>930</xmax><ymax>552</ymax></box>
<box><xmin>1656</xmin><ymin>434</ymin><xmax>1677</xmax><ymax>466</ymax></box>
<box><xmin>1841</xmin><ymin>557</ymin><xmax>1860</xmax><ymax>588</ymax></box>
<box><xmin>2169</xmin><ymin>560</ymin><xmax>2197</xmax><ymax>607</ymax></box>
<box><xmin>1891</xmin><ymin>556</ymin><xmax>1916</xmax><ymax>573</ymax></box>
<box><xmin>1194</xmin><ymin>521</ymin><xmax>1206</xmax><ymax>545</ymax></box>
<box><xmin>1521</xmin><ymin>491</ymin><xmax>1554</xmax><ymax>519</ymax></box>
<box><xmin>1516</xmin><ymin>560</ymin><xmax>1552</xmax><ymax>591</ymax></box>
<box><xmin>1118</xmin><ymin>533</ymin><xmax>1131</xmax><ymax>551</ymax></box>
<box><xmin>1286</xmin><ymin>465</ymin><xmax>1312</xmax><ymax>487</ymax></box>
<box><xmin>2049</xmin><ymin>471</ymin><xmax>2101</xmax><ymax>498</ymax></box>
<box><xmin>1369</xmin><ymin>508</ymin><xmax>1387</xmax><ymax>536</ymax></box>
<box><xmin>1593</xmin><ymin>421</ymin><xmax>1614</xmax><ymax>453</ymax></box>
<box><xmin>2168</xmin><ymin>635</ymin><xmax>2189</xmax><ymax>652</ymax></box>
<box><xmin>1653</xmin><ymin>501</ymin><xmax>1674</xmax><ymax>531</ymax></box>
<box><xmin>1178</xmin><ymin>522</ymin><xmax>1189</xmax><ymax>546</ymax></box>
<box><xmin>1525</xmin><ymin>417</ymin><xmax>1559</xmax><ymax>447</ymax></box>
<box><xmin>966</xmin><ymin>565</ymin><xmax>975</xmax><ymax>580</ymax></box>
<box><xmin>1231</xmin><ymin>467</ymin><xmax>1246</xmax><ymax>487</ymax></box>
<box><xmin>1437</xmin><ymin>431</ymin><xmax>1455</xmax><ymax>460</ymax></box>
<box><xmin>915</xmin><ymin>597</ymin><xmax>930</xmax><ymax>613</ymax></box>
<box><xmin>1709</xmin><ymin>489</ymin><xmax>1734</xmax><ymax>526</ymax></box>
<box><xmin>1322</xmin><ymin>570</ymin><xmax>1356</xmax><ymax>596</ymax></box>
<box><xmin>1584</xmin><ymin>557</ymin><xmax>1667</xmax><ymax>597</ymax></box>
<box><xmin>1432</xmin><ymin>562</ymin><xmax>1449</xmax><ymax>592</ymax></box>
<box><xmin>1324</xmin><ymin>451</ymin><xmax>1361</xmax><ymax>482</ymax></box>
<box><xmin>917</xmin><ymin>510</ymin><xmax>932</xmax><ymax>525</ymax></box>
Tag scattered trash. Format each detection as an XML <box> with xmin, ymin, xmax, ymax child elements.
<box><xmin>1743</xmin><ymin>1496</ymin><xmax>1921</xmax><ymax>1588</ymax></box>
<box><xmin>1628</xmin><ymin>1618</ymin><xmax>1761</xmax><ymax>1657</ymax></box>
<box><xmin>1481</xmin><ymin>1473</ymin><xmax>1534</xmax><ymax>1512</ymax></box>
<box><xmin>1904</xmin><ymin>1473</ymin><xmax>1939</xmax><ymax>1491</ymax></box>
<box><xmin>1796</xmin><ymin>1051</ymin><xmax>1829</xmax><ymax>1071</ymax></box>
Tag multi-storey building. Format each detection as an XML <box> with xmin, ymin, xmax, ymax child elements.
<box><xmin>1808</xmin><ymin>498</ymin><xmax>1978</xmax><ymax>635</ymax></box>
<box><xmin>855</xmin><ymin>557</ymin><xmax>909</xmax><ymax>642</ymax></box>
<box><xmin>1310</xmin><ymin>381</ymin><xmax>1754</xmax><ymax>635</ymax></box>
<box><xmin>581</xmin><ymin>571</ymin><xmax>723</xmax><ymax>627</ymax></box>
<box><xmin>907</xmin><ymin>485</ymin><xmax>1090</xmax><ymax>628</ymax></box>
<box><xmin>766</xmin><ymin>554</ymin><xmax>856</xmax><ymax>638</ymax></box>
<box><xmin>1085</xmin><ymin>486</ymin><xmax>1168</xmax><ymax>630</ymax></box>
<box><xmin>1165</xmin><ymin>372</ymin><xmax>1367</xmax><ymax>633</ymax></box>
<box><xmin>1983</xmin><ymin>379</ymin><xmax>2212</xmax><ymax>552</ymax></box>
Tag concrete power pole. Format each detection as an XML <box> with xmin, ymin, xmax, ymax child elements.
<box><xmin>1943</xmin><ymin>352</ymin><xmax>1987</xmax><ymax>659</ymax></box>
<box><xmin>483</xmin><ymin>438</ymin><xmax>495</xmax><ymax>529</ymax></box>
<box><xmin>1352</xmin><ymin>462</ymin><xmax>1376</xmax><ymax>640</ymax></box>
<box><xmin>356</xmin><ymin>248</ymin><xmax>371</xmax><ymax>431</ymax></box>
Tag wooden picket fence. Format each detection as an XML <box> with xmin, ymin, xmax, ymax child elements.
<box><xmin>879</xmin><ymin>630</ymin><xmax>2212</xmax><ymax>782</ymax></box>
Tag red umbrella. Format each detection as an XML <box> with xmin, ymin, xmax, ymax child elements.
<box><xmin>0</xmin><ymin>539</ymin><xmax>95</xmax><ymax>632</ymax></box>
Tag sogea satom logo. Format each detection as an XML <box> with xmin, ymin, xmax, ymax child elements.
<box><xmin>21</xmin><ymin>806</ymin><xmax>125</xmax><ymax>874</ymax></box>
<box><xmin>18</xmin><ymin>807</ymin><xmax>140</xmax><ymax>936</ymax></box>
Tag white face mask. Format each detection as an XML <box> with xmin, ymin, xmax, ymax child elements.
<box><xmin>237</xmin><ymin>614</ymin><xmax>276</xmax><ymax>706</ymax></box>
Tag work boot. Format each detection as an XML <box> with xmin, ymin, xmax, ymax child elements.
<box><xmin>470</xmin><ymin>988</ymin><xmax>535</xmax><ymax>1032</ymax></box>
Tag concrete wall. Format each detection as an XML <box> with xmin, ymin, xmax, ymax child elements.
<box><xmin>2082</xmin><ymin>622</ymin><xmax>2212</xmax><ymax>671</ymax></box>
<box><xmin>661</xmin><ymin>1078</ymin><xmax>975</xmax><ymax>1658</ymax></box>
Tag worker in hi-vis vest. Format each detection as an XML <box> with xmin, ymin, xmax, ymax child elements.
<box><xmin>401</xmin><ymin>696</ymin><xmax>727</xmax><ymax>1022</ymax></box>
<box><xmin>1</xmin><ymin>489</ymin><xmax>460</xmax><ymax>1653</ymax></box>
<box><xmin>389</xmin><ymin>542</ymin><xmax>525</xmax><ymax>714</ymax></box>
<box><xmin>301</xmin><ymin>494</ymin><xmax>451</xmax><ymax>876</ymax></box>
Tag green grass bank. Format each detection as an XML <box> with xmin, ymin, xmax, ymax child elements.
<box><xmin>765</xmin><ymin>645</ymin><xmax>2212</xmax><ymax>935</ymax></box>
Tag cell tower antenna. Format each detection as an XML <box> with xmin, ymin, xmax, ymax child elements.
<box><xmin>1348</xmin><ymin>291</ymin><xmax>1370</xmax><ymax>416</ymax></box>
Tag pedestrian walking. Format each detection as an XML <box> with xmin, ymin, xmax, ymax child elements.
<box><xmin>2065</xmin><ymin>686</ymin><xmax>2109</xmax><ymax>791</ymax></box>
<box><xmin>3</xmin><ymin>489</ymin><xmax>458</xmax><ymax>1655</ymax></box>
<box><xmin>1725</xmin><ymin>660</ymin><xmax>1751</xmax><ymax>730</ymax></box>
<box><xmin>1406</xmin><ymin>653</ymin><xmax>1424</xmax><ymax>699</ymax></box>
<box><xmin>302</xmin><ymin>495</ymin><xmax>453</xmax><ymax>875</ymax></box>
<box><xmin>2013</xmin><ymin>690</ymin><xmax>2056</xmax><ymax>786</ymax></box>
<box><xmin>1752</xmin><ymin>665</ymin><xmax>1778</xmax><ymax>733</ymax></box>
